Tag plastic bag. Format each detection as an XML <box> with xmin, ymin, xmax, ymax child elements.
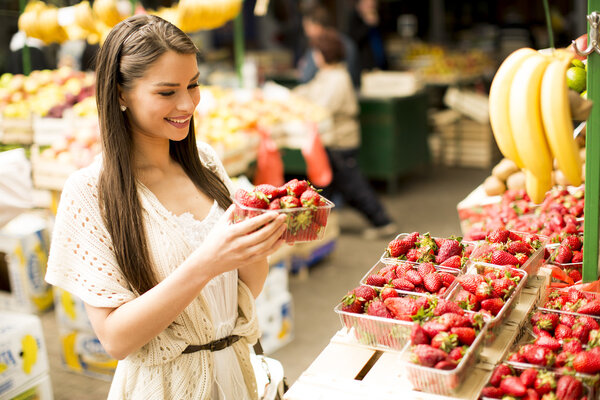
<box><xmin>253</xmin><ymin>127</ymin><xmax>284</xmax><ymax>187</ymax></box>
<box><xmin>301</xmin><ymin>122</ymin><xmax>332</xmax><ymax>187</ymax></box>
<box><xmin>0</xmin><ymin>148</ymin><xmax>33</xmax><ymax>228</ymax></box>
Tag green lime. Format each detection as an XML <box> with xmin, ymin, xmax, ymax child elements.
<box><xmin>571</xmin><ymin>59</ymin><xmax>585</xmax><ymax>69</ymax></box>
<box><xmin>581</xmin><ymin>90</ymin><xmax>587</xmax><ymax>99</ymax></box>
<box><xmin>567</xmin><ymin>67</ymin><xmax>586</xmax><ymax>93</ymax></box>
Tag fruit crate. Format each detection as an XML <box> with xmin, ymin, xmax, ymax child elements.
<box><xmin>446</xmin><ymin>262</ymin><xmax>528</xmax><ymax>338</ymax></box>
<box><xmin>399</xmin><ymin>316</ymin><xmax>490</xmax><ymax>396</ymax></box>
<box><xmin>358</xmin><ymin>259</ymin><xmax>460</xmax><ymax>299</ymax></box>
<box><xmin>333</xmin><ymin>299</ymin><xmax>418</xmax><ymax>352</ymax></box>
<box><xmin>232</xmin><ymin>197</ymin><xmax>334</xmax><ymax>244</ymax></box>
<box><xmin>480</xmin><ymin>363</ymin><xmax>595</xmax><ymax>400</ymax></box>
<box><xmin>468</xmin><ymin>231</ymin><xmax>547</xmax><ymax>278</ymax></box>
<box><xmin>380</xmin><ymin>232</ymin><xmax>474</xmax><ymax>272</ymax></box>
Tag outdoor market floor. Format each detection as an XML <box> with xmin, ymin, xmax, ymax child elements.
<box><xmin>40</xmin><ymin>165</ymin><xmax>489</xmax><ymax>400</ymax></box>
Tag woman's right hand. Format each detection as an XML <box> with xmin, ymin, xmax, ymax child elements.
<box><xmin>191</xmin><ymin>205</ymin><xmax>287</xmax><ymax>277</ymax></box>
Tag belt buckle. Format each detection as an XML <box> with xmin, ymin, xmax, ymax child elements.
<box><xmin>209</xmin><ymin>337</ymin><xmax>230</xmax><ymax>352</ymax></box>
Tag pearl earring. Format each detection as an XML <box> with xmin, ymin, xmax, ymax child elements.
<box><xmin>120</xmin><ymin>105</ymin><xmax>127</xmax><ymax>112</ymax></box>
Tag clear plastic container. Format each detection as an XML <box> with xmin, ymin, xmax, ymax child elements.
<box><xmin>333</xmin><ymin>301</ymin><xmax>416</xmax><ymax>351</ymax></box>
<box><xmin>446</xmin><ymin>262</ymin><xmax>528</xmax><ymax>338</ymax></box>
<box><xmin>380</xmin><ymin>233</ymin><xmax>474</xmax><ymax>272</ymax></box>
<box><xmin>232</xmin><ymin>197</ymin><xmax>334</xmax><ymax>244</ymax></box>
<box><xmin>468</xmin><ymin>231</ymin><xmax>547</xmax><ymax>277</ymax></box>
<box><xmin>400</xmin><ymin>316</ymin><xmax>490</xmax><ymax>396</ymax></box>
<box><xmin>358</xmin><ymin>260</ymin><xmax>460</xmax><ymax>299</ymax></box>
<box><xmin>538</xmin><ymin>288</ymin><xmax>600</xmax><ymax>319</ymax></box>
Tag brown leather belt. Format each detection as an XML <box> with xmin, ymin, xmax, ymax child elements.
<box><xmin>182</xmin><ymin>335</ymin><xmax>241</xmax><ymax>353</ymax></box>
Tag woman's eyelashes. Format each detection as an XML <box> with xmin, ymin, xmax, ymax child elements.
<box><xmin>158</xmin><ymin>82</ymin><xmax>200</xmax><ymax>97</ymax></box>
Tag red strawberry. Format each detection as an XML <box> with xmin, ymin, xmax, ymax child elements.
<box><xmin>455</xmin><ymin>290</ymin><xmax>479</xmax><ymax>311</ymax></box>
<box><xmin>254</xmin><ymin>184</ymin><xmax>280</xmax><ymax>199</ymax></box>
<box><xmin>562</xmin><ymin>338</ymin><xmax>583</xmax><ymax>354</ymax></box>
<box><xmin>433</xmin><ymin>299</ymin><xmax>464</xmax><ymax>316</ymax></box>
<box><xmin>573</xmin><ymin>350</ymin><xmax>600</xmax><ymax>373</ymax></box>
<box><xmin>422</xmin><ymin>321</ymin><xmax>448</xmax><ymax>339</ymax></box>
<box><xmin>524</xmin><ymin>388</ymin><xmax>539</xmax><ymax>400</ymax></box>
<box><xmin>411</xmin><ymin>344</ymin><xmax>447</xmax><ymax>367</ymax></box>
<box><xmin>572</xmin><ymin>324</ymin><xmax>591</xmax><ymax>344</ymax></box>
<box><xmin>577</xmin><ymin>300</ymin><xmax>600</xmax><ymax>316</ymax></box>
<box><xmin>299</xmin><ymin>189</ymin><xmax>321</xmax><ymax>207</ymax></box>
<box><xmin>378</xmin><ymin>264</ymin><xmax>396</xmax><ymax>277</ymax></box>
<box><xmin>387</xmin><ymin>238</ymin><xmax>412</xmax><ymax>258</ymax></box>
<box><xmin>379</xmin><ymin>286</ymin><xmax>398</xmax><ymax>301</ymax></box>
<box><xmin>391</xmin><ymin>278</ymin><xmax>415</xmax><ymax>291</ymax></box>
<box><xmin>384</xmin><ymin>297</ymin><xmax>419</xmax><ymax>318</ymax></box>
<box><xmin>572</xmin><ymin>251</ymin><xmax>583</xmax><ymax>263</ymax></box>
<box><xmin>534</xmin><ymin>371</ymin><xmax>556</xmax><ymax>395</ymax></box>
<box><xmin>366</xmin><ymin>299</ymin><xmax>393</xmax><ymax>319</ymax></box>
<box><xmin>500</xmin><ymin>376</ymin><xmax>527</xmax><ymax>397</ymax></box>
<box><xmin>268</xmin><ymin>198</ymin><xmax>281</xmax><ymax>209</ymax></box>
<box><xmin>488</xmin><ymin>228</ymin><xmax>510</xmax><ymax>243</ymax></box>
<box><xmin>431</xmin><ymin>332</ymin><xmax>458</xmax><ymax>352</ymax></box>
<box><xmin>507</xmin><ymin>241</ymin><xmax>533</xmax><ymax>255</ymax></box>
<box><xmin>555</xmin><ymin>351</ymin><xmax>574</xmax><ymax>367</ymax></box>
<box><xmin>403</xmin><ymin>232</ymin><xmax>420</xmax><ymax>246</ymax></box>
<box><xmin>438</xmin><ymin>272</ymin><xmax>456</xmax><ymax>288</ymax></box>
<box><xmin>491</xmin><ymin>250</ymin><xmax>520</xmax><ymax>266</ymax></box>
<box><xmin>447</xmin><ymin>346</ymin><xmax>465</xmax><ymax>362</ymax></box>
<box><xmin>435</xmin><ymin>239</ymin><xmax>462</xmax><ymax>264</ymax></box>
<box><xmin>395</xmin><ymin>262</ymin><xmax>414</xmax><ymax>275</ymax></box>
<box><xmin>366</xmin><ymin>274</ymin><xmax>387</xmax><ymax>287</ymax></box>
<box><xmin>534</xmin><ymin>336</ymin><xmax>561</xmax><ymax>352</ymax></box>
<box><xmin>508</xmin><ymin>352</ymin><xmax>526</xmax><ymax>363</ymax></box>
<box><xmin>533</xmin><ymin>326</ymin><xmax>552</xmax><ymax>337</ymax></box>
<box><xmin>577</xmin><ymin>316</ymin><xmax>600</xmax><ymax>330</ymax></box>
<box><xmin>562</xmin><ymin>235</ymin><xmax>582</xmax><ymax>251</ymax></box>
<box><xmin>405</xmin><ymin>269</ymin><xmax>424</xmax><ymax>286</ymax></box>
<box><xmin>554</xmin><ymin>324</ymin><xmax>573</xmax><ymax>340</ymax></box>
<box><xmin>340</xmin><ymin>292</ymin><xmax>363</xmax><ymax>313</ymax></box>
<box><xmin>423</xmin><ymin>273</ymin><xmax>443</xmax><ymax>293</ymax></box>
<box><xmin>568</xmin><ymin>269</ymin><xmax>582</xmax><ymax>282</ymax></box>
<box><xmin>491</xmin><ymin>278</ymin><xmax>513</xmax><ymax>299</ymax></box>
<box><xmin>417</xmin><ymin>262</ymin><xmax>436</xmax><ymax>277</ymax></box>
<box><xmin>521</xmin><ymin>344</ymin><xmax>555</xmax><ymax>366</ymax></box>
<box><xmin>280</xmin><ymin>195</ymin><xmax>301</xmax><ymax>208</ymax></box>
<box><xmin>450</xmin><ymin>327</ymin><xmax>476</xmax><ymax>345</ymax></box>
<box><xmin>537</xmin><ymin>313</ymin><xmax>560</xmax><ymax>331</ymax></box>
<box><xmin>559</xmin><ymin>314</ymin><xmax>577</xmax><ymax>327</ymax></box>
<box><xmin>556</xmin><ymin>375</ymin><xmax>583</xmax><ymax>400</ymax></box>
<box><xmin>434</xmin><ymin>360</ymin><xmax>457</xmax><ymax>370</ymax></box>
<box><xmin>353</xmin><ymin>285</ymin><xmax>377</xmax><ymax>303</ymax></box>
<box><xmin>475</xmin><ymin>281</ymin><xmax>493</xmax><ymax>302</ymax></box>
<box><xmin>515</xmin><ymin>253</ymin><xmax>530</xmax><ymax>265</ymax></box>
<box><xmin>481</xmin><ymin>298</ymin><xmax>505</xmax><ymax>316</ymax></box>
<box><xmin>235</xmin><ymin>188</ymin><xmax>270</xmax><ymax>209</ymax></box>
<box><xmin>519</xmin><ymin>368</ymin><xmax>538</xmax><ymax>388</ymax></box>
<box><xmin>410</xmin><ymin>323</ymin><xmax>429</xmax><ymax>345</ymax></box>
<box><xmin>480</xmin><ymin>386</ymin><xmax>504</xmax><ymax>398</ymax></box>
<box><xmin>440</xmin><ymin>255</ymin><xmax>462</xmax><ymax>269</ymax></box>
<box><xmin>285</xmin><ymin>179</ymin><xmax>309</xmax><ymax>197</ymax></box>
<box><xmin>406</xmin><ymin>248</ymin><xmax>419</xmax><ymax>261</ymax></box>
<box><xmin>457</xmin><ymin>274</ymin><xmax>485</xmax><ymax>294</ymax></box>
<box><xmin>554</xmin><ymin>245</ymin><xmax>573</xmax><ymax>264</ymax></box>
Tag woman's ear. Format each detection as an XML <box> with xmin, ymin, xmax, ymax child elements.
<box><xmin>117</xmin><ymin>84</ymin><xmax>127</xmax><ymax>108</ymax></box>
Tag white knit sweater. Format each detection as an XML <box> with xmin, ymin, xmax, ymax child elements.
<box><xmin>46</xmin><ymin>142</ymin><xmax>260</xmax><ymax>399</ymax></box>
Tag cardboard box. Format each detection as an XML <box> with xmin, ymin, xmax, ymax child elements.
<box><xmin>57</xmin><ymin>328</ymin><xmax>117</xmax><ymax>381</ymax></box>
<box><xmin>256</xmin><ymin>291</ymin><xmax>294</xmax><ymax>355</ymax></box>
<box><xmin>0</xmin><ymin>312</ymin><xmax>50</xmax><ymax>398</ymax></box>
<box><xmin>53</xmin><ymin>287</ymin><xmax>93</xmax><ymax>333</ymax></box>
<box><xmin>0</xmin><ymin>213</ymin><xmax>53</xmax><ymax>313</ymax></box>
<box><xmin>2</xmin><ymin>373</ymin><xmax>53</xmax><ymax>400</ymax></box>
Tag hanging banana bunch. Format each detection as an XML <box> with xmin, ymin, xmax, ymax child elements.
<box><xmin>177</xmin><ymin>0</ymin><xmax>243</xmax><ymax>33</ymax></box>
<box><xmin>489</xmin><ymin>48</ymin><xmax>583</xmax><ymax>203</ymax></box>
<box><xmin>92</xmin><ymin>0</ymin><xmax>125</xmax><ymax>29</ymax></box>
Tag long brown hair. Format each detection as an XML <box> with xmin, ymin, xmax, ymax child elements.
<box><xmin>95</xmin><ymin>14</ymin><xmax>232</xmax><ymax>295</ymax></box>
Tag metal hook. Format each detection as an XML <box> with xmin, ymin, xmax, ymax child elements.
<box><xmin>572</xmin><ymin>11</ymin><xmax>600</xmax><ymax>57</ymax></box>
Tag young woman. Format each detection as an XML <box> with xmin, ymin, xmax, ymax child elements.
<box><xmin>46</xmin><ymin>14</ymin><xmax>286</xmax><ymax>399</ymax></box>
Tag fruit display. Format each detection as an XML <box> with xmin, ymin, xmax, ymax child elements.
<box><xmin>37</xmin><ymin>122</ymin><xmax>100</xmax><ymax>169</ymax></box>
<box><xmin>480</xmin><ymin>363</ymin><xmax>591</xmax><ymax>400</ymax></box>
<box><xmin>489</xmin><ymin>48</ymin><xmax>583</xmax><ymax>203</ymax></box>
<box><xmin>359</xmin><ymin>261</ymin><xmax>458</xmax><ymax>297</ymax></box>
<box><xmin>540</xmin><ymin>288</ymin><xmax>600</xmax><ymax>317</ymax></box>
<box><xmin>468</xmin><ymin>228</ymin><xmax>545</xmax><ymax>276</ymax></box>
<box><xmin>232</xmin><ymin>179</ymin><xmax>333</xmax><ymax>244</ymax></box>
<box><xmin>401</xmin><ymin>310</ymin><xmax>489</xmax><ymax>395</ymax></box>
<box><xmin>381</xmin><ymin>232</ymin><xmax>473</xmax><ymax>270</ymax></box>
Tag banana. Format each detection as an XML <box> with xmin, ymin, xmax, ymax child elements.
<box><xmin>541</xmin><ymin>55</ymin><xmax>582</xmax><ymax>186</ymax></box>
<box><xmin>509</xmin><ymin>53</ymin><xmax>553</xmax><ymax>184</ymax></box>
<box><xmin>525</xmin><ymin>169</ymin><xmax>551</xmax><ymax>204</ymax></box>
<box><xmin>489</xmin><ymin>48</ymin><xmax>537</xmax><ymax>169</ymax></box>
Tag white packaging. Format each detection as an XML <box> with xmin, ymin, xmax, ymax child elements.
<box><xmin>0</xmin><ymin>213</ymin><xmax>53</xmax><ymax>313</ymax></box>
<box><xmin>58</xmin><ymin>328</ymin><xmax>117</xmax><ymax>380</ymax></box>
<box><xmin>53</xmin><ymin>287</ymin><xmax>93</xmax><ymax>332</ymax></box>
<box><xmin>1</xmin><ymin>372</ymin><xmax>53</xmax><ymax>400</ymax></box>
<box><xmin>256</xmin><ymin>291</ymin><xmax>294</xmax><ymax>355</ymax></box>
<box><xmin>0</xmin><ymin>312</ymin><xmax>50</xmax><ymax>397</ymax></box>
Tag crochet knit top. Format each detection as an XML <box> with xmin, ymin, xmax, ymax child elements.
<box><xmin>46</xmin><ymin>142</ymin><xmax>260</xmax><ymax>399</ymax></box>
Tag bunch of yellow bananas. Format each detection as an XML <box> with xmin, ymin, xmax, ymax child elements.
<box><xmin>489</xmin><ymin>48</ymin><xmax>582</xmax><ymax>203</ymax></box>
<box><xmin>177</xmin><ymin>0</ymin><xmax>243</xmax><ymax>32</ymax></box>
<box><xmin>19</xmin><ymin>1</ymin><xmax>69</xmax><ymax>44</ymax></box>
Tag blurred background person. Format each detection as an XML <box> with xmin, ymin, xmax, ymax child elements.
<box><xmin>298</xmin><ymin>3</ymin><xmax>360</xmax><ymax>89</ymax></box>
<box><xmin>346</xmin><ymin>0</ymin><xmax>388</xmax><ymax>73</ymax></box>
<box><xmin>293</xmin><ymin>29</ymin><xmax>396</xmax><ymax>239</ymax></box>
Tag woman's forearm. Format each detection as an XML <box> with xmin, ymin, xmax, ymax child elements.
<box><xmin>238</xmin><ymin>258</ymin><xmax>269</xmax><ymax>298</ymax></box>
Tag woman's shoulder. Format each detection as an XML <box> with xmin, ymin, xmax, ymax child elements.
<box><xmin>62</xmin><ymin>157</ymin><xmax>102</xmax><ymax>197</ymax></box>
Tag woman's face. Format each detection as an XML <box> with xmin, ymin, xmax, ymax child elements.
<box><xmin>120</xmin><ymin>50</ymin><xmax>200</xmax><ymax>143</ymax></box>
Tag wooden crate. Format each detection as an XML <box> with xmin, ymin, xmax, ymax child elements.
<box><xmin>1</xmin><ymin>117</ymin><xmax>33</xmax><ymax>145</ymax></box>
<box><xmin>30</xmin><ymin>145</ymin><xmax>78</xmax><ymax>191</ymax></box>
